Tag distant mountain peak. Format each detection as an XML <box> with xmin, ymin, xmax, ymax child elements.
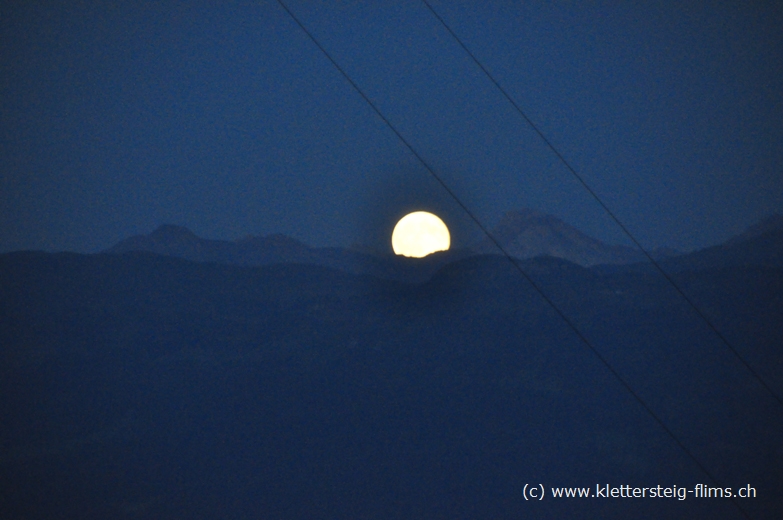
<box><xmin>491</xmin><ymin>209</ymin><xmax>589</xmax><ymax>244</ymax></box>
<box><xmin>105</xmin><ymin>224</ymin><xmax>207</xmax><ymax>260</ymax></box>
<box><xmin>472</xmin><ymin>209</ymin><xmax>643</xmax><ymax>266</ymax></box>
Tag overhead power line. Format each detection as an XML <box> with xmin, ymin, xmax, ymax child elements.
<box><xmin>420</xmin><ymin>0</ymin><xmax>783</xmax><ymax>412</ymax></box>
<box><xmin>273</xmin><ymin>1</ymin><xmax>753</xmax><ymax>518</ymax></box>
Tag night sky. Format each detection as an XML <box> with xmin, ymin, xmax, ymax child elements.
<box><xmin>2</xmin><ymin>1</ymin><xmax>782</xmax><ymax>255</ymax></box>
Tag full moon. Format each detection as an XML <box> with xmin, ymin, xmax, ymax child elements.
<box><xmin>391</xmin><ymin>211</ymin><xmax>450</xmax><ymax>258</ymax></box>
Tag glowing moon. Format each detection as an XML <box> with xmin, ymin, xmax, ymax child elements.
<box><xmin>391</xmin><ymin>211</ymin><xmax>450</xmax><ymax>258</ymax></box>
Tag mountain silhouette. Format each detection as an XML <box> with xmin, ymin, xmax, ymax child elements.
<box><xmin>606</xmin><ymin>214</ymin><xmax>783</xmax><ymax>274</ymax></box>
<box><xmin>106</xmin><ymin>224</ymin><xmax>473</xmax><ymax>283</ymax></box>
<box><xmin>470</xmin><ymin>208</ymin><xmax>676</xmax><ymax>265</ymax></box>
<box><xmin>107</xmin><ymin>224</ymin><xmax>316</xmax><ymax>264</ymax></box>
<box><xmin>107</xmin><ymin>210</ymin><xmax>679</xmax><ymax>278</ymax></box>
<box><xmin>104</xmin><ymin>212</ymin><xmax>783</xmax><ymax>280</ymax></box>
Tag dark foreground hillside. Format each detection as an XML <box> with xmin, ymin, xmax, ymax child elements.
<box><xmin>1</xmin><ymin>251</ymin><xmax>782</xmax><ymax>519</ymax></box>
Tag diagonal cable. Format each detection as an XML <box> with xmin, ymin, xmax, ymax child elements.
<box><xmin>274</xmin><ymin>1</ymin><xmax>753</xmax><ymax>517</ymax></box>
<box><xmin>420</xmin><ymin>0</ymin><xmax>783</xmax><ymax>412</ymax></box>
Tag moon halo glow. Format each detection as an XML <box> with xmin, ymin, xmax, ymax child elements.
<box><xmin>391</xmin><ymin>211</ymin><xmax>451</xmax><ymax>258</ymax></box>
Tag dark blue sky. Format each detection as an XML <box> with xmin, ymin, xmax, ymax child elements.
<box><xmin>2</xmin><ymin>1</ymin><xmax>782</xmax><ymax>254</ymax></box>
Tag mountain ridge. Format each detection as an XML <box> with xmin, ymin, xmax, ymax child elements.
<box><xmin>471</xmin><ymin>209</ymin><xmax>658</xmax><ymax>265</ymax></box>
<box><xmin>103</xmin><ymin>210</ymin><xmax>783</xmax><ymax>279</ymax></box>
